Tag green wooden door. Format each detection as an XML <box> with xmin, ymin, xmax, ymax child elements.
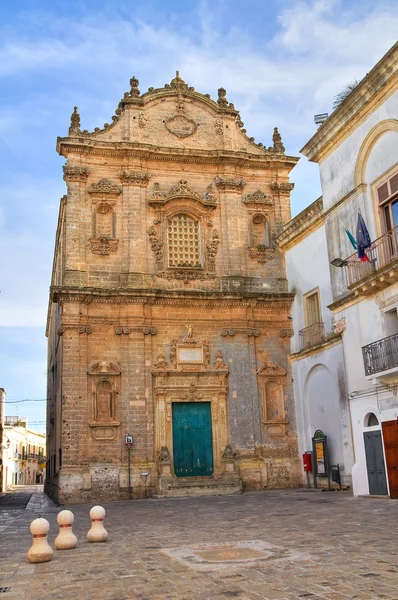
<box><xmin>172</xmin><ymin>402</ymin><xmax>214</xmax><ymax>477</ymax></box>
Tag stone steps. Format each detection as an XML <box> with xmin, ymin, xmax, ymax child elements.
<box><xmin>153</xmin><ymin>476</ymin><xmax>242</xmax><ymax>498</ymax></box>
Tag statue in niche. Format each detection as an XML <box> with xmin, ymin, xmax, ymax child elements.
<box><xmin>184</xmin><ymin>325</ymin><xmax>193</xmax><ymax>341</ymax></box>
<box><xmin>95</xmin><ymin>380</ymin><xmax>114</xmax><ymax>422</ymax></box>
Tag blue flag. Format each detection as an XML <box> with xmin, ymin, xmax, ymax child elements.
<box><xmin>356</xmin><ymin>213</ymin><xmax>371</xmax><ymax>261</ymax></box>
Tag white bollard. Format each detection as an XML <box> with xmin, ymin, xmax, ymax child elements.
<box><xmin>54</xmin><ymin>510</ymin><xmax>78</xmax><ymax>550</ymax></box>
<box><xmin>87</xmin><ymin>505</ymin><xmax>108</xmax><ymax>543</ymax></box>
<box><xmin>27</xmin><ymin>518</ymin><xmax>53</xmax><ymax>563</ymax></box>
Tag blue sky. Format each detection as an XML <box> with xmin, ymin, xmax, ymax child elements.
<box><xmin>1</xmin><ymin>0</ymin><xmax>397</xmax><ymax>433</ymax></box>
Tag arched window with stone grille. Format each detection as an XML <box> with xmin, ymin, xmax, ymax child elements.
<box><xmin>167</xmin><ymin>213</ymin><xmax>203</xmax><ymax>268</ymax></box>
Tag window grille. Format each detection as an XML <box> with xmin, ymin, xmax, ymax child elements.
<box><xmin>167</xmin><ymin>214</ymin><xmax>202</xmax><ymax>268</ymax></box>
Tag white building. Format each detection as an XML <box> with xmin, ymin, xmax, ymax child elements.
<box><xmin>2</xmin><ymin>417</ymin><xmax>46</xmax><ymax>490</ymax></box>
<box><xmin>283</xmin><ymin>41</ymin><xmax>398</xmax><ymax>497</ymax></box>
<box><xmin>278</xmin><ymin>199</ymin><xmax>354</xmax><ymax>488</ymax></box>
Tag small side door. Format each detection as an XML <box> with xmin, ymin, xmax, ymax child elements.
<box><xmin>381</xmin><ymin>420</ymin><xmax>398</xmax><ymax>499</ymax></box>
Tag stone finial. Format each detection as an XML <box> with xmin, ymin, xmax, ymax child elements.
<box><xmin>69</xmin><ymin>106</ymin><xmax>81</xmax><ymax>135</ymax></box>
<box><xmin>129</xmin><ymin>76</ymin><xmax>140</xmax><ymax>97</ymax></box>
<box><xmin>169</xmin><ymin>70</ymin><xmax>188</xmax><ymax>91</ymax></box>
<box><xmin>272</xmin><ymin>127</ymin><xmax>285</xmax><ymax>153</ymax></box>
<box><xmin>217</xmin><ymin>87</ymin><xmax>229</xmax><ymax>107</ymax></box>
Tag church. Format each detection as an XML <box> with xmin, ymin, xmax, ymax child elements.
<box><xmin>45</xmin><ymin>72</ymin><xmax>300</xmax><ymax>503</ymax></box>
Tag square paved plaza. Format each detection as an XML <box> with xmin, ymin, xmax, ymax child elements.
<box><xmin>1</xmin><ymin>489</ymin><xmax>398</xmax><ymax>599</ymax></box>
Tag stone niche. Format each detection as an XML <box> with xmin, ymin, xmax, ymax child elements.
<box><xmin>88</xmin><ymin>361</ymin><xmax>121</xmax><ymax>440</ymax></box>
<box><xmin>257</xmin><ymin>362</ymin><xmax>289</xmax><ymax>437</ymax></box>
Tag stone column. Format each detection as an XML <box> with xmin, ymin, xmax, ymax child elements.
<box><xmin>62</xmin><ymin>165</ymin><xmax>90</xmax><ymax>286</ymax></box>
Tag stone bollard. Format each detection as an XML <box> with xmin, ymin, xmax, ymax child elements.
<box><xmin>55</xmin><ymin>510</ymin><xmax>78</xmax><ymax>550</ymax></box>
<box><xmin>27</xmin><ymin>518</ymin><xmax>53</xmax><ymax>563</ymax></box>
<box><xmin>87</xmin><ymin>506</ymin><xmax>108</xmax><ymax>543</ymax></box>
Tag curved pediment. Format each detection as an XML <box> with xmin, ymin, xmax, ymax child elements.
<box><xmin>148</xmin><ymin>179</ymin><xmax>217</xmax><ymax>208</ymax></box>
<box><xmin>257</xmin><ymin>362</ymin><xmax>287</xmax><ymax>377</ymax></box>
<box><xmin>59</xmin><ymin>73</ymin><xmax>290</xmax><ymax>160</ymax></box>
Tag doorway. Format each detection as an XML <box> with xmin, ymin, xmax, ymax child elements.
<box><xmin>364</xmin><ymin>430</ymin><xmax>388</xmax><ymax>495</ymax></box>
<box><xmin>381</xmin><ymin>419</ymin><xmax>398</xmax><ymax>499</ymax></box>
<box><xmin>172</xmin><ymin>402</ymin><xmax>213</xmax><ymax>477</ymax></box>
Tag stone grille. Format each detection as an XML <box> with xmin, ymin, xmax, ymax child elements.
<box><xmin>167</xmin><ymin>214</ymin><xmax>201</xmax><ymax>268</ymax></box>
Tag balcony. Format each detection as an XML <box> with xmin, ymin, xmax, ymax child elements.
<box><xmin>344</xmin><ymin>226</ymin><xmax>398</xmax><ymax>293</ymax></box>
<box><xmin>362</xmin><ymin>332</ymin><xmax>398</xmax><ymax>376</ymax></box>
<box><xmin>298</xmin><ymin>322</ymin><xmax>325</xmax><ymax>351</ymax></box>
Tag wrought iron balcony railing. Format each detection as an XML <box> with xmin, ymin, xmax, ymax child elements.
<box><xmin>344</xmin><ymin>226</ymin><xmax>398</xmax><ymax>287</ymax></box>
<box><xmin>298</xmin><ymin>322</ymin><xmax>325</xmax><ymax>351</ymax></box>
<box><xmin>362</xmin><ymin>331</ymin><xmax>398</xmax><ymax>376</ymax></box>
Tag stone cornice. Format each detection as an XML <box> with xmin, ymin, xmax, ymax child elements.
<box><xmin>301</xmin><ymin>42</ymin><xmax>398</xmax><ymax>163</ymax></box>
<box><xmin>50</xmin><ymin>285</ymin><xmax>295</xmax><ymax>308</ymax></box>
<box><xmin>56</xmin><ymin>138</ymin><xmax>299</xmax><ymax>172</ymax></box>
<box><xmin>277</xmin><ymin>197</ymin><xmax>324</xmax><ymax>250</ymax></box>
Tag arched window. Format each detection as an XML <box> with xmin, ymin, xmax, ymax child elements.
<box><xmin>167</xmin><ymin>214</ymin><xmax>202</xmax><ymax>268</ymax></box>
<box><xmin>365</xmin><ymin>412</ymin><xmax>379</xmax><ymax>427</ymax></box>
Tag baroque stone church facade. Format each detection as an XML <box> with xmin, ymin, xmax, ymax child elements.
<box><xmin>45</xmin><ymin>72</ymin><xmax>300</xmax><ymax>503</ymax></box>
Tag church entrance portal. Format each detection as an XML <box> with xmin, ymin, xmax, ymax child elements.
<box><xmin>172</xmin><ymin>402</ymin><xmax>214</xmax><ymax>477</ymax></box>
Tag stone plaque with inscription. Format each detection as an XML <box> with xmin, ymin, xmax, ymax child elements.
<box><xmin>178</xmin><ymin>346</ymin><xmax>203</xmax><ymax>363</ymax></box>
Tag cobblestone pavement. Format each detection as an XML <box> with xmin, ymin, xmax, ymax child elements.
<box><xmin>1</xmin><ymin>488</ymin><xmax>398</xmax><ymax>600</ymax></box>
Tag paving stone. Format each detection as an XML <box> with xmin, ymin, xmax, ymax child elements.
<box><xmin>0</xmin><ymin>488</ymin><xmax>398</xmax><ymax>599</ymax></box>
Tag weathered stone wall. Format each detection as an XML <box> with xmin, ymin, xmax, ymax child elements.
<box><xmin>47</xmin><ymin>74</ymin><xmax>300</xmax><ymax>503</ymax></box>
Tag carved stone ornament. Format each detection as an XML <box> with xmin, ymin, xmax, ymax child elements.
<box><xmin>249</xmin><ymin>247</ymin><xmax>275</xmax><ymax>263</ymax></box>
<box><xmin>139</xmin><ymin>111</ymin><xmax>148</xmax><ymax>127</ymax></box>
<box><xmin>148</xmin><ymin>179</ymin><xmax>217</xmax><ymax>208</ymax></box>
<box><xmin>206</xmin><ymin>230</ymin><xmax>220</xmax><ymax>271</ymax></box>
<box><xmin>88</xmin><ymin>178</ymin><xmax>122</xmax><ymax>195</ymax></box>
<box><xmin>57</xmin><ymin>325</ymin><xmax>93</xmax><ymax>335</ymax></box>
<box><xmin>279</xmin><ymin>329</ymin><xmax>294</xmax><ymax>338</ymax></box>
<box><xmin>180</xmin><ymin>382</ymin><xmax>203</xmax><ymax>401</ymax></box>
<box><xmin>333</xmin><ymin>317</ymin><xmax>346</xmax><ymax>334</ymax></box>
<box><xmin>214</xmin><ymin>118</ymin><xmax>223</xmax><ymax>135</ymax></box>
<box><xmin>257</xmin><ymin>361</ymin><xmax>287</xmax><ymax>377</ymax></box>
<box><xmin>159</xmin><ymin>446</ymin><xmax>171</xmax><ymax>464</ymax></box>
<box><xmin>222</xmin><ymin>444</ymin><xmax>234</xmax><ymax>460</ymax></box>
<box><xmin>220</xmin><ymin>328</ymin><xmax>260</xmax><ymax>337</ymax></box>
<box><xmin>214</xmin><ymin>350</ymin><xmax>228</xmax><ymax>370</ymax></box>
<box><xmin>244</xmin><ymin>190</ymin><xmax>273</xmax><ymax>205</ymax></box>
<box><xmin>69</xmin><ymin>106</ymin><xmax>81</xmax><ymax>135</ymax></box>
<box><xmin>114</xmin><ymin>326</ymin><xmax>157</xmax><ymax>335</ymax></box>
<box><xmin>155</xmin><ymin>354</ymin><xmax>169</xmax><ymax>370</ymax></box>
<box><xmin>90</xmin><ymin>238</ymin><xmax>119</xmax><ymax>256</ymax></box>
<box><xmin>169</xmin><ymin>71</ymin><xmax>189</xmax><ymax>91</ymax></box>
<box><xmin>217</xmin><ymin>87</ymin><xmax>229</xmax><ymax>107</ymax></box>
<box><xmin>88</xmin><ymin>361</ymin><xmax>121</xmax><ymax>375</ymax></box>
<box><xmin>63</xmin><ymin>165</ymin><xmax>90</xmax><ymax>182</ymax></box>
<box><xmin>129</xmin><ymin>76</ymin><xmax>140</xmax><ymax>97</ymax></box>
<box><xmin>214</xmin><ymin>176</ymin><xmax>246</xmax><ymax>191</ymax></box>
<box><xmin>165</xmin><ymin>115</ymin><xmax>197</xmax><ymax>138</ymax></box>
<box><xmin>270</xmin><ymin>182</ymin><xmax>295</xmax><ymax>194</ymax></box>
<box><xmin>120</xmin><ymin>170</ymin><xmax>149</xmax><ymax>185</ymax></box>
<box><xmin>268</xmin><ymin>127</ymin><xmax>285</xmax><ymax>153</ymax></box>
